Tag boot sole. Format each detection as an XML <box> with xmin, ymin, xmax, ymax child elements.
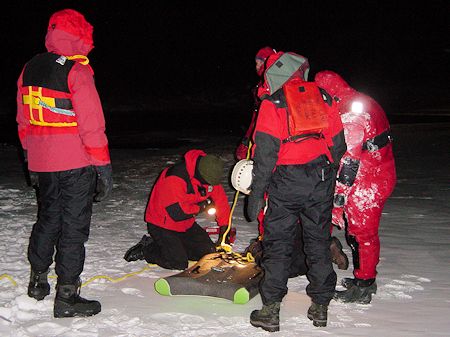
<box><xmin>334</xmin><ymin>287</ymin><xmax>376</xmax><ymax>304</ymax></box>
<box><xmin>307</xmin><ymin>312</ymin><xmax>327</xmax><ymax>327</ymax></box>
<box><xmin>250</xmin><ymin>320</ymin><xmax>280</xmax><ymax>332</ymax></box>
<box><xmin>28</xmin><ymin>288</ymin><xmax>50</xmax><ymax>301</ymax></box>
<box><xmin>54</xmin><ymin>303</ymin><xmax>101</xmax><ymax>318</ymax></box>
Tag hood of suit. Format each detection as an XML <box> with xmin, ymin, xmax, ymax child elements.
<box><xmin>314</xmin><ymin>70</ymin><xmax>355</xmax><ymax>101</ymax></box>
<box><xmin>45</xmin><ymin>9</ymin><xmax>94</xmax><ymax>56</ymax></box>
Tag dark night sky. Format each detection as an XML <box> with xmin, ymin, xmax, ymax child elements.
<box><xmin>1</xmin><ymin>1</ymin><xmax>449</xmax><ymax>139</ymax></box>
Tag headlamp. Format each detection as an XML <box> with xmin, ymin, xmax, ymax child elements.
<box><xmin>351</xmin><ymin>101</ymin><xmax>363</xmax><ymax>113</ymax></box>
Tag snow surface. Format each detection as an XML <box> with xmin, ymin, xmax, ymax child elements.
<box><xmin>0</xmin><ymin>122</ymin><xmax>449</xmax><ymax>337</ymax></box>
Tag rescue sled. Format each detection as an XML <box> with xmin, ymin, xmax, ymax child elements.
<box><xmin>154</xmin><ymin>251</ymin><xmax>263</xmax><ymax>304</ymax></box>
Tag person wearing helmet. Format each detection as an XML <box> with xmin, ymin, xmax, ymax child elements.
<box><xmin>17</xmin><ymin>9</ymin><xmax>112</xmax><ymax>317</ymax></box>
<box><xmin>124</xmin><ymin>150</ymin><xmax>231</xmax><ymax>270</ymax></box>
<box><xmin>315</xmin><ymin>70</ymin><xmax>397</xmax><ymax>304</ymax></box>
<box><xmin>234</xmin><ymin>46</ymin><xmax>276</xmax><ymax>161</ymax></box>
<box><xmin>247</xmin><ymin>51</ymin><xmax>347</xmax><ymax>331</ymax></box>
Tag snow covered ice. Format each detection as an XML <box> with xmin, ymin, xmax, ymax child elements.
<box><xmin>1</xmin><ymin>122</ymin><xmax>449</xmax><ymax>336</ymax></box>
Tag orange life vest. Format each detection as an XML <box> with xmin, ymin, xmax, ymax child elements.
<box><xmin>282</xmin><ymin>78</ymin><xmax>329</xmax><ymax>143</ymax></box>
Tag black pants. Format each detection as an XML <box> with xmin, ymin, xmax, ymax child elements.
<box><xmin>144</xmin><ymin>222</ymin><xmax>215</xmax><ymax>270</ymax></box>
<box><xmin>287</xmin><ymin>222</ymin><xmax>308</xmax><ymax>278</ymax></box>
<box><xmin>260</xmin><ymin>159</ymin><xmax>337</xmax><ymax>305</ymax></box>
<box><xmin>28</xmin><ymin>166</ymin><xmax>96</xmax><ymax>284</ymax></box>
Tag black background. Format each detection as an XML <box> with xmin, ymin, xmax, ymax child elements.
<box><xmin>2</xmin><ymin>1</ymin><xmax>449</xmax><ymax>146</ymax></box>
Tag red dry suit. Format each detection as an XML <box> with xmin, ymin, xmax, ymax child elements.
<box><xmin>315</xmin><ymin>70</ymin><xmax>397</xmax><ymax>280</ymax></box>
<box><xmin>16</xmin><ymin>15</ymin><xmax>110</xmax><ymax>172</ymax></box>
<box><xmin>145</xmin><ymin>150</ymin><xmax>231</xmax><ymax>232</ymax></box>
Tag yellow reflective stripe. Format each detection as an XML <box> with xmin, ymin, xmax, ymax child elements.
<box><xmin>30</xmin><ymin>120</ymin><xmax>77</xmax><ymax>127</ymax></box>
<box><xmin>66</xmin><ymin>55</ymin><xmax>89</xmax><ymax>65</ymax></box>
<box><xmin>23</xmin><ymin>86</ymin><xmax>76</xmax><ymax>127</ymax></box>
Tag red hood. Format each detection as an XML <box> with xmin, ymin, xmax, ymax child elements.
<box><xmin>314</xmin><ymin>70</ymin><xmax>355</xmax><ymax>101</ymax></box>
<box><xmin>45</xmin><ymin>9</ymin><xmax>94</xmax><ymax>56</ymax></box>
<box><xmin>183</xmin><ymin>149</ymin><xmax>206</xmax><ymax>178</ymax></box>
<box><xmin>255</xmin><ymin>46</ymin><xmax>275</xmax><ymax>61</ymax></box>
<box><xmin>255</xmin><ymin>46</ymin><xmax>276</xmax><ymax>77</ymax></box>
<box><xmin>315</xmin><ymin>70</ymin><xmax>376</xmax><ymax>115</ymax></box>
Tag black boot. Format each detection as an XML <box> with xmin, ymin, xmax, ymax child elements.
<box><xmin>28</xmin><ymin>269</ymin><xmax>50</xmax><ymax>301</ymax></box>
<box><xmin>334</xmin><ymin>278</ymin><xmax>377</xmax><ymax>304</ymax></box>
<box><xmin>54</xmin><ymin>280</ymin><xmax>101</xmax><ymax>318</ymax></box>
<box><xmin>250</xmin><ymin>302</ymin><xmax>280</xmax><ymax>332</ymax></box>
<box><xmin>330</xmin><ymin>236</ymin><xmax>349</xmax><ymax>270</ymax></box>
<box><xmin>307</xmin><ymin>302</ymin><xmax>328</xmax><ymax>327</ymax></box>
<box><xmin>123</xmin><ymin>235</ymin><xmax>153</xmax><ymax>262</ymax></box>
<box><xmin>341</xmin><ymin>277</ymin><xmax>355</xmax><ymax>288</ymax></box>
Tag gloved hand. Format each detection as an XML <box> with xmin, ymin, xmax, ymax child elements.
<box><xmin>94</xmin><ymin>164</ymin><xmax>113</xmax><ymax>202</ymax></box>
<box><xmin>244</xmin><ymin>237</ymin><xmax>263</xmax><ymax>262</ymax></box>
<box><xmin>29</xmin><ymin>171</ymin><xmax>39</xmax><ymax>188</ymax></box>
<box><xmin>235</xmin><ymin>143</ymin><xmax>249</xmax><ymax>160</ymax></box>
<box><xmin>246</xmin><ymin>193</ymin><xmax>265</xmax><ymax>222</ymax></box>
<box><xmin>23</xmin><ymin>150</ymin><xmax>39</xmax><ymax>188</ymax></box>
<box><xmin>216</xmin><ymin>225</ymin><xmax>231</xmax><ymax>245</ymax></box>
<box><xmin>198</xmin><ymin>198</ymin><xmax>213</xmax><ymax>214</ymax></box>
<box><xmin>332</xmin><ymin>206</ymin><xmax>345</xmax><ymax>229</ymax></box>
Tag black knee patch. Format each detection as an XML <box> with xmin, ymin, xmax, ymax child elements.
<box><xmin>346</xmin><ymin>234</ymin><xmax>360</xmax><ymax>270</ymax></box>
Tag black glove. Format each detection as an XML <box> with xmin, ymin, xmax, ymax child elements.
<box><xmin>216</xmin><ymin>225</ymin><xmax>231</xmax><ymax>245</ymax></box>
<box><xmin>246</xmin><ymin>192</ymin><xmax>265</xmax><ymax>222</ymax></box>
<box><xmin>197</xmin><ymin>198</ymin><xmax>213</xmax><ymax>214</ymax></box>
<box><xmin>94</xmin><ymin>164</ymin><xmax>113</xmax><ymax>202</ymax></box>
<box><xmin>243</xmin><ymin>237</ymin><xmax>263</xmax><ymax>264</ymax></box>
<box><xmin>23</xmin><ymin>150</ymin><xmax>39</xmax><ymax>188</ymax></box>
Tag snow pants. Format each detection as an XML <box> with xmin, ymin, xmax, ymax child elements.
<box><xmin>345</xmin><ymin>176</ymin><xmax>395</xmax><ymax>280</ymax></box>
<box><xmin>28</xmin><ymin>166</ymin><xmax>96</xmax><ymax>284</ymax></box>
<box><xmin>144</xmin><ymin>222</ymin><xmax>216</xmax><ymax>270</ymax></box>
<box><xmin>260</xmin><ymin>157</ymin><xmax>337</xmax><ymax>305</ymax></box>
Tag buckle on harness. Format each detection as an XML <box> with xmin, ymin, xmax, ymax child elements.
<box><xmin>363</xmin><ymin>130</ymin><xmax>392</xmax><ymax>152</ymax></box>
<box><xmin>366</xmin><ymin>140</ymin><xmax>379</xmax><ymax>152</ymax></box>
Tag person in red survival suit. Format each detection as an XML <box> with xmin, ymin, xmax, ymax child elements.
<box><xmin>235</xmin><ymin>46</ymin><xmax>276</xmax><ymax>161</ymax></box>
<box><xmin>315</xmin><ymin>70</ymin><xmax>397</xmax><ymax>304</ymax></box>
<box><xmin>247</xmin><ymin>52</ymin><xmax>347</xmax><ymax>332</ymax></box>
<box><xmin>16</xmin><ymin>9</ymin><xmax>112</xmax><ymax>318</ymax></box>
<box><xmin>124</xmin><ymin>150</ymin><xmax>231</xmax><ymax>270</ymax></box>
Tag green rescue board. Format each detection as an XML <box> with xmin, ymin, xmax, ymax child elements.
<box><xmin>154</xmin><ymin>252</ymin><xmax>263</xmax><ymax>304</ymax></box>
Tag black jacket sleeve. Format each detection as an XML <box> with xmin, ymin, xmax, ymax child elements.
<box><xmin>251</xmin><ymin>130</ymin><xmax>280</xmax><ymax>197</ymax></box>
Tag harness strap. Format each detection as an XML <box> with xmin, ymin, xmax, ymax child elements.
<box><xmin>362</xmin><ymin>130</ymin><xmax>393</xmax><ymax>152</ymax></box>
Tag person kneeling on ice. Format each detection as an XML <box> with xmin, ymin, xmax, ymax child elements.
<box><xmin>124</xmin><ymin>149</ymin><xmax>231</xmax><ymax>270</ymax></box>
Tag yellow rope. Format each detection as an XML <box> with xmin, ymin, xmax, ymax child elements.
<box><xmin>216</xmin><ymin>141</ymin><xmax>256</xmax><ymax>263</ymax></box>
<box><xmin>80</xmin><ymin>265</ymin><xmax>155</xmax><ymax>287</ymax></box>
<box><xmin>1</xmin><ymin>264</ymin><xmax>157</xmax><ymax>288</ymax></box>
<box><xmin>66</xmin><ymin>55</ymin><xmax>89</xmax><ymax>65</ymax></box>
<box><xmin>0</xmin><ymin>274</ymin><xmax>17</xmax><ymax>287</ymax></box>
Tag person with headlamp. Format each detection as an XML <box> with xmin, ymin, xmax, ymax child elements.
<box><xmin>315</xmin><ymin>70</ymin><xmax>397</xmax><ymax>304</ymax></box>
